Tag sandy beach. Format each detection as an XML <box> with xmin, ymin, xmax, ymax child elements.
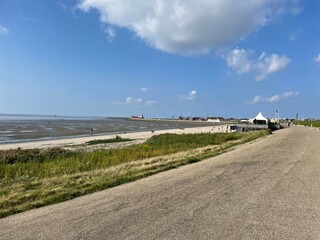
<box><xmin>0</xmin><ymin>125</ymin><xmax>229</xmax><ymax>150</ymax></box>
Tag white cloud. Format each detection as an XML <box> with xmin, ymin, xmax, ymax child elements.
<box><xmin>251</xmin><ymin>95</ymin><xmax>264</xmax><ymax>104</ymax></box>
<box><xmin>250</xmin><ymin>91</ymin><xmax>298</xmax><ymax>104</ymax></box>
<box><xmin>255</xmin><ymin>53</ymin><xmax>291</xmax><ymax>80</ymax></box>
<box><xmin>140</xmin><ymin>87</ymin><xmax>148</xmax><ymax>92</ymax></box>
<box><xmin>78</xmin><ymin>0</ymin><xmax>301</xmax><ymax>55</ymax></box>
<box><xmin>0</xmin><ymin>25</ymin><xmax>9</xmax><ymax>36</ymax></box>
<box><xmin>188</xmin><ymin>90</ymin><xmax>197</xmax><ymax>99</ymax></box>
<box><xmin>180</xmin><ymin>90</ymin><xmax>197</xmax><ymax>101</ymax></box>
<box><xmin>267</xmin><ymin>95</ymin><xmax>281</xmax><ymax>102</ymax></box>
<box><xmin>223</xmin><ymin>48</ymin><xmax>291</xmax><ymax>81</ymax></box>
<box><xmin>315</xmin><ymin>54</ymin><xmax>320</xmax><ymax>63</ymax></box>
<box><xmin>222</xmin><ymin>48</ymin><xmax>253</xmax><ymax>74</ymax></box>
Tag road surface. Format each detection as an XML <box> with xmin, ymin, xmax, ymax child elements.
<box><xmin>1</xmin><ymin>126</ymin><xmax>320</xmax><ymax>239</ymax></box>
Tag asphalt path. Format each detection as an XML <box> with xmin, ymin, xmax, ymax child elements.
<box><xmin>1</xmin><ymin>126</ymin><xmax>320</xmax><ymax>239</ymax></box>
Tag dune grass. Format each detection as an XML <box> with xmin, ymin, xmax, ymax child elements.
<box><xmin>0</xmin><ymin>130</ymin><xmax>270</xmax><ymax>218</ymax></box>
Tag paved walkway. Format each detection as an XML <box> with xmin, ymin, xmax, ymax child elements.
<box><xmin>1</xmin><ymin>126</ymin><xmax>320</xmax><ymax>239</ymax></box>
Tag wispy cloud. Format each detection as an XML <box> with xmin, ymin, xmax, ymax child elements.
<box><xmin>315</xmin><ymin>54</ymin><xmax>320</xmax><ymax>63</ymax></box>
<box><xmin>146</xmin><ymin>100</ymin><xmax>157</xmax><ymax>106</ymax></box>
<box><xmin>282</xmin><ymin>91</ymin><xmax>299</xmax><ymax>98</ymax></box>
<box><xmin>103</xmin><ymin>26</ymin><xmax>116</xmax><ymax>42</ymax></box>
<box><xmin>58</xmin><ymin>0</ymin><xmax>68</xmax><ymax>11</ymax></box>
<box><xmin>111</xmin><ymin>97</ymin><xmax>157</xmax><ymax>106</ymax></box>
<box><xmin>140</xmin><ymin>87</ymin><xmax>148</xmax><ymax>92</ymax></box>
<box><xmin>58</xmin><ymin>0</ymin><xmax>77</xmax><ymax>16</ymax></box>
<box><xmin>250</xmin><ymin>91</ymin><xmax>299</xmax><ymax>104</ymax></box>
<box><xmin>179</xmin><ymin>90</ymin><xmax>197</xmax><ymax>101</ymax></box>
<box><xmin>126</xmin><ymin>97</ymin><xmax>142</xmax><ymax>104</ymax></box>
<box><xmin>289</xmin><ymin>30</ymin><xmax>301</xmax><ymax>41</ymax></box>
<box><xmin>222</xmin><ymin>48</ymin><xmax>291</xmax><ymax>81</ymax></box>
<box><xmin>16</xmin><ymin>6</ymin><xmax>38</xmax><ymax>40</ymax></box>
<box><xmin>0</xmin><ymin>25</ymin><xmax>9</xmax><ymax>36</ymax></box>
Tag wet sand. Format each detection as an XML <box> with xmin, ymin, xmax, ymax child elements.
<box><xmin>0</xmin><ymin>117</ymin><xmax>216</xmax><ymax>144</ymax></box>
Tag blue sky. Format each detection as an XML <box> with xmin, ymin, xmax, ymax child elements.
<box><xmin>0</xmin><ymin>0</ymin><xmax>319</xmax><ymax>119</ymax></box>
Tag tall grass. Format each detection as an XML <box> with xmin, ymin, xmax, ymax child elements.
<box><xmin>0</xmin><ymin>131</ymin><xmax>270</xmax><ymax>218</ymax></box>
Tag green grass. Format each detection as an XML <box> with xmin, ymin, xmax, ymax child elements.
<box><xmin>0</xmin><ymin>130</ymin><xmax>270</xmax><ymax>218</ymax></box>
<box><xmin>0</xmin><ymin>132</ymin><xmax>245</xmax><ymax>182</ymax></box>
<box><xmin>85</xmin><ymin>135</ymin><xmax>133</xmax><ymax>145</ymax></box>
<box><xmin>294</xmin><ymin>120</ymin><xmax>320</xmax><ymax>128</ymax></box>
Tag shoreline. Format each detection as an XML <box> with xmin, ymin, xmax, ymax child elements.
<box><xmin>0</xmin><ymin>117</ymin><xmax>218</xmax><ymax>145</ymax></box>
<box><xmin>0</xmin><ymin>125</ymin><xmax>229</xmax><ymax>150</ymax></box>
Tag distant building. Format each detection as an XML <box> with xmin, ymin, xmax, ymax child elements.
<box><xmin>207</xmin><ymin>118</ymin><xmax>221</xmax><ymax>123</ymax></box>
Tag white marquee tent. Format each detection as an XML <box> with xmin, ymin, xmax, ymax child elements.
<box><xmin>252</xmin><ymin>112</ymin><xmax>268</xmax><ymax>125</ymax></box>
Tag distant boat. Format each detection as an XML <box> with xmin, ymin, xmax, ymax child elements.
<box><xmin>131</xmin><ymin>115</ymin><xmax>144</xmax><ymax>119</ymax></box>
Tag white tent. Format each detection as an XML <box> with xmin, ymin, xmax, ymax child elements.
<box><xmin>252</xmin><ymin>112</ymin><xmax>268</xmax><ymax>125</ymax></box>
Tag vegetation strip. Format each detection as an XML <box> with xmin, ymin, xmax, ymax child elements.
<box><xmin>85</xmin><ymin>135</ymin><xmax>133</xmax><ymax>145</ymax></box>
<box><xmin>0</xmin><ymin>130</ymin><xmax>270</xmax><ymax>218</ymax></box>
<box><xmin>294</xmin><ymin>120</ymin><xmax>320</xmax><ymax>128</ymax></box>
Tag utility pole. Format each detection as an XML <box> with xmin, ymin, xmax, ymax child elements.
<box><xmin>275</xmin><ymin>109</ymin><xmax>280</xmax><ymax>123</ymax></box>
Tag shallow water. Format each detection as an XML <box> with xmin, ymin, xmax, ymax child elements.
<box><xmin>0</xmin><ymin>115</ymin><xmax>214</xmax><ymax>143</ymax></box>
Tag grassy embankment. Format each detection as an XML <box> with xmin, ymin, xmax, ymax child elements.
<box><xmin>294</xmin><ymin>120</ymin><xmax>320</xmax><ymax>128</ymax></box>
<box><xmin>0</xmin><ymin>131</ymin><xmax>270</xmax><ymax>218</ymax></box>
